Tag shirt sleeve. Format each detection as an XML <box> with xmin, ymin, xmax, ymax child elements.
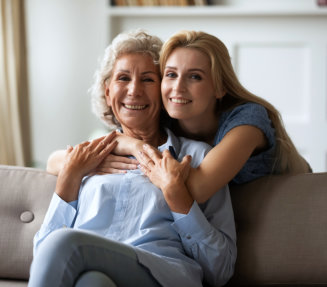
<box><xmin>216</xmin><ymin>103</ymin><xmax>275</xmax><ymax>148</ymax></box>
<box><xmin>172</xmin><ymin>186</ymin><xmax>237</xmax><ymax>287</ymax></box>
<box><xmin>216</xmin><ymin>103</ymin><xmax>277</xmax><ymax>184</ymax></box>
<box><xmin>33</xmin><ymin>193</ymin><xmax>77</xmax><ymax>256</ymax></box>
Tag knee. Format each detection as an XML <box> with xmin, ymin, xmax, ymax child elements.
<box><xmin>75</xmin><ymin>271</ymin><xmax>117</xmax><ymax>287</ymax></box>
<box><xmin>29</xmin><ymin>229</ymin><xmax>84</xmax><ymax>286</ymax></box>
<box><xmin>36</xmin><ymin>229</ymin><xmax>82</xmax><ymax>261</ymax></box>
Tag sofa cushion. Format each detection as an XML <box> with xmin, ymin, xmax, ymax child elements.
<box><xmin>229</xmin><ymin>172</ymin><xmax>327</xmax><ymax>285</ymax></box>
<box><xmin>0</xmin><ymin>165</ymin><xmax>55</xmax><ymax>280</ymax></box>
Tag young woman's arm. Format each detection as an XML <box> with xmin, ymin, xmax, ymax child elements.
<box><xmin>141</xmin><ymin>125</ymin><xmax>267</xmax><ymax>203</ymax></box>
<box><xmin>187</xmin><ymin>125</ymin><xmax>267</xmax><ymax>203</ymax></box>
<box><xmin>46</xmin><ymin>133</ymin><xmax>139</xmax><ymax>176</ymax></box>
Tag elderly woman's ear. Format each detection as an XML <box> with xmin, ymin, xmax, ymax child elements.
<box><xmin>105</xmin><ymin>83</ymin><xmax>112</xmax><ymax>107</ymax></box>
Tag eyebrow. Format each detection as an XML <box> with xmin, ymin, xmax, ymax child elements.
<box><xmin>165</xmin><ymin>66</ymin><xmax>206</xmax><ymax>74</ymax></box>
<box><xmin>116</xmin><ymin>69</ymin><xmax>158</xmax><ymax>75</ymax></box>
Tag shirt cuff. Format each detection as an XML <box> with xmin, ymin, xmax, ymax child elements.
<box><xmin>42</xmin><ymin>193</ymin><xmax>77</xmax><ymax>229</ymax></box>
<box><xmin>172</xmin><ymin>201</ymin><xmax>213</xmax><ymax>242</ymax></box>
<box><xmin>68</xmin><ymin>200</ymin><xmax>78</xmax><ymax>209</ymax></box>
<box><xmin>171</xmin><ymin>210</ymin><xmax>188</xmax><ymax>221</ymax></box>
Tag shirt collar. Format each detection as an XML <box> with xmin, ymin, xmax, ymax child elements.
<box><xmin>158</xmin><ymin>128</ymin><xmax>180</xmax><ymax>161</ymax></box>
<box><xmin>118</xmin><ymin>127</ymin><xmax>181</xmax><ymax>161</ymax></box>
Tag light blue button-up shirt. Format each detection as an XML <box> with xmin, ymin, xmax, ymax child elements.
<box><xmin>34</xmin><ymin>128</ymin><xmax>237</xmax><ymax>287</ymax></box>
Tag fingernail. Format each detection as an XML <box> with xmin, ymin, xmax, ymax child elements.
<box><xmin>138</xmin><ymin>151</ymin><xmax>143</xmax><ymax>156</ymax></box>
<box><xmin>143</xmin><ymin>144</ymin><xmax>148</xmax><ymax>149</ymax></box>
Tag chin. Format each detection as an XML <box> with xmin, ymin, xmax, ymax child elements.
<box><xmin>167</xmin><ymin>111</ymin><xmax>187</xmax><ymax>120</ymax></box>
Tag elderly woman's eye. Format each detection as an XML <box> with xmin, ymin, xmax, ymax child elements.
<box><xmin>118</xmin><ymin>75</ymin><xmax>130</xmax><ymax>81</ymax></box>
<box><xmin>143</xmin><ymin>77</ymin><xmax>155</xmax><ymax>82</ymax></box>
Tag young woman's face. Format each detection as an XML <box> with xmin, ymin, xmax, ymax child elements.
<box><xmin>105</xmin><ymin>53</ymin><xmax>161</xmax><ymax>131</ymax></box>
<box><xmin>161</xmin><ymin>47</ymin><xmax>219</xmax><ymax>124</ymax></box>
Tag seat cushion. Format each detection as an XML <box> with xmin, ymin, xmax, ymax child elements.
<box><xmin>229</xmin><ymin>173</ymin><xmax>327</xmax><ymax>285</ymax></box>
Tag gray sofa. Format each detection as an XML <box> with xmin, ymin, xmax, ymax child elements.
<box><xmin>0</xmin><ymin>164</ymin><xmax>326</xmax><ymax>286</ymax></box>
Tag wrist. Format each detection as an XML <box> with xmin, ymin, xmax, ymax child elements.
<box><xmin>55</xmin><ymin>168</ymin><xmax>83</xmax><ymax>202</ymax></box>
<box><xmin>162</xmin><ymin>178</ymin><xmax>193</xmax><ymax>214</ymax></box>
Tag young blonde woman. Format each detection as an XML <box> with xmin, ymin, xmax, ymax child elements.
<box><xmin>47</xmin><ymin>30</ymin><xmax>311</xmax><ymax>204</ymax></box>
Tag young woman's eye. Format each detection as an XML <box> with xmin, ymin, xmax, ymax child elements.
<box><xmin>165</xmin><ymin>72</ymin><xmax>177</xmax><ymax>78</ymax></box>
<box><xmin>190</xmin><ymin>74</ymin><xmax>202</xmax><ymax>80</ymax></box>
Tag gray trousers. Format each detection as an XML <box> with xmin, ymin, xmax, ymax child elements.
<box><xmin>28</xmin><ymin>229</ymin><xmax>161</xmax><ymax>287</ymax></box>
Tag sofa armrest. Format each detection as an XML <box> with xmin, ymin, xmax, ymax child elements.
<box><xmin>0</xmin><ymin>165</ymin><xmax>56</xmax><ymax>281</ymax></box>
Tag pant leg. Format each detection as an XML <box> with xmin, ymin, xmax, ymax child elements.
<box><xmin>75</xmin><ymin>271</ymin><xmax>117</xmax><ymax>287</ymax></box>
<box><xmin>29</xmin><ymin>228</ymin><xmax>161</xmax><ymax>287</ymax></box>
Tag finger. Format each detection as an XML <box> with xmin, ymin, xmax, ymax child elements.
<box><xmin>94</xmin><ymin>167</ymin><xmax>127</xmax><ymax>174</ymax></box>
<box><xmin>181</xmin><ymin>154</ymin><xmax>192</xmax><ymax>166</ymax></box>
<box><xmin>162</xmin><ymin>149</ymin><xmax>174</xmax><ymax>159</ymax></box>
<box><xmin>79</xmin><ymin>140</ymin><xmax>91</xmax><ymax>147</ymax></box>
<box><xmin>90</xmin><ymin>136</ymin><xmax>106</xmax><ymax>145</ymax></box>
<box><xmin>104</xmin><ymin>130</ymin><xmax>117</xmax><ymax>143</ymax></box>
<box><xmin>139</xmin><ymin>164</ymin><xmax>150</xmax><ymax>176</ymax></box>
<box><xmin>66</xmin><ymin>145</ymin><xmax>73</xmax><ymax>153</ymax></box>
<box><xmin>138</xmin><ymin>150</ymin><xmax>153</xmax><ymax>167</ymax></box>
<box><xmin>93</xmin><ymin>131</ymin><xmax>117</xmax><ymax>153</ymax></box>
<box><xmin>98</xmin><ymin>160</ymin><xmax>138</xmax><ymax>170</ymax></box>
<box><xmin>111</xmin><ymin>162</ymin><xmax>138</xmax><ymax>170</ymax></box>
<box><xmin>99</xmin><ymin>140</ymin><xmax>118</xmax><ymax>158</ymax></box>
<box><xmin>104</xmin><ymin>154</ymin><xmax>138</xmax><ymax>165</ymax></box>
<box><xmin>142</xmin><ymin>144</ymin><xmax>162</xmax><ymax>162</ymax></box>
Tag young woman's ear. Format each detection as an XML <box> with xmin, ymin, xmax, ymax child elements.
<box><xmin>216</xmin><ymin>89</ymin><xmax>226</xmax><ymax>100</ymax></box>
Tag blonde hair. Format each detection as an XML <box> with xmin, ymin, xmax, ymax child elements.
<box><xmin>90</xmin><ymin>30</ymin><xmax>163</xmax><ymax>128</ymax></box>
<box><xmin>160</xmin><ymin>30</ymin><xmax>310</xmax><ymax>174</ymax></box>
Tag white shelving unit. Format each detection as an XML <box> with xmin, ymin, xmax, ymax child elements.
<box><xmin>106</xmin><ymin>0</ymin><xmax>327</xmax><ymax>42</ymax></box>
<box><xmin>108</xmin><ymin>4</ymin><xmax>327</xmax><ymax>17</ymax></box>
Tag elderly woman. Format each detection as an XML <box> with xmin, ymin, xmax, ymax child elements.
<box><xmin>29</xmin><ymin>30</ymin><xmax>236</xmax><ymax>287</ymax></box>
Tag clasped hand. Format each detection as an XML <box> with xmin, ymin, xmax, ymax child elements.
<box><xmin>138</xmin><ymin>144</ymin><xmax>194</xmax><ymax>214</ymax></box>
<box><xmin>56</xmin><ymin>131</ymin><xmax>118</xmax><ymax>202</ymax></box>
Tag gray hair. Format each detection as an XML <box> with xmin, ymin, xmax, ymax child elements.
<box><xmin>90</xmin><ymin>30</ymin><xmax>163</xmax><ymax>128</ymax></box>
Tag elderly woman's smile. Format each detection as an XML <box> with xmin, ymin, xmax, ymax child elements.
<box><xmin>123</xmin><ymin>104</ymin><xmax>147</xmax><ymax>110</ymax></box>
<box><xmin>105</xmin><ymin>53</ymin><xmax>162</xmax><ymax>133</ymax></box>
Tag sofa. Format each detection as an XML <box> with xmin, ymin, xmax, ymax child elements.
<box><xmin>0</xmin><ymin>164</ymin><xmax>326</xmax><ymax>286</ymax></box>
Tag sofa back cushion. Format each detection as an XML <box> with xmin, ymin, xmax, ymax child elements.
<box><xmin>229</xmin><ymin>172</ymin><xmax>327</xmax><ymax>285</ymax></box>
<box><xmin>0</xmin><ymin>165</ymin><xmax>55</xmax><ymax>280</ymax></box>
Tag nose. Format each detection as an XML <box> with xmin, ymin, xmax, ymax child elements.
<box><xmin>127</xmin><ymin>79</ymin><xmax>142</xmax><ymax>97</ymax></box>
<box><xmin>173</xmin><ymin>77</ymin><xmax>186</xmax><ymax>92</ymax></box>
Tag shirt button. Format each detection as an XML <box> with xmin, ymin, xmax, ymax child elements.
<box><xmin>186</xmin><ymin>234</ymin><xmax>191</xmax><ymax>240</ymax></box>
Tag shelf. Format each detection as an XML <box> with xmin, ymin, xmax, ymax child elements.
<box><xmin>108</xmin><ymin>1</ymin><xmax>327</xmax><ymax>17</ymax></box>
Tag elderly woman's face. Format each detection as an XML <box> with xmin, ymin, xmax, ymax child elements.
<box><xmin>105</xmin><ymin>53</ymin><xmax>161</xmax><ymax>131</ymax></box>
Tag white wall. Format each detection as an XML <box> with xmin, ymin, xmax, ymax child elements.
<box><xmin>25</xmin><ymin>0</ymin><xmax>108</xmax><ymax>168</ymax></box>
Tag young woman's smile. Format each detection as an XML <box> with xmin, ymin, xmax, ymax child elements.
<box><xmin>161</xmin><ymin>47</ymin><xmax>220</xmax><ymax>130</ymax></box>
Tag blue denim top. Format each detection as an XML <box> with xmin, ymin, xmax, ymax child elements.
<box><xmin>214</xmin><ymin>103</ymin><xmax>276</xmax><ymax>184</ymax></box>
